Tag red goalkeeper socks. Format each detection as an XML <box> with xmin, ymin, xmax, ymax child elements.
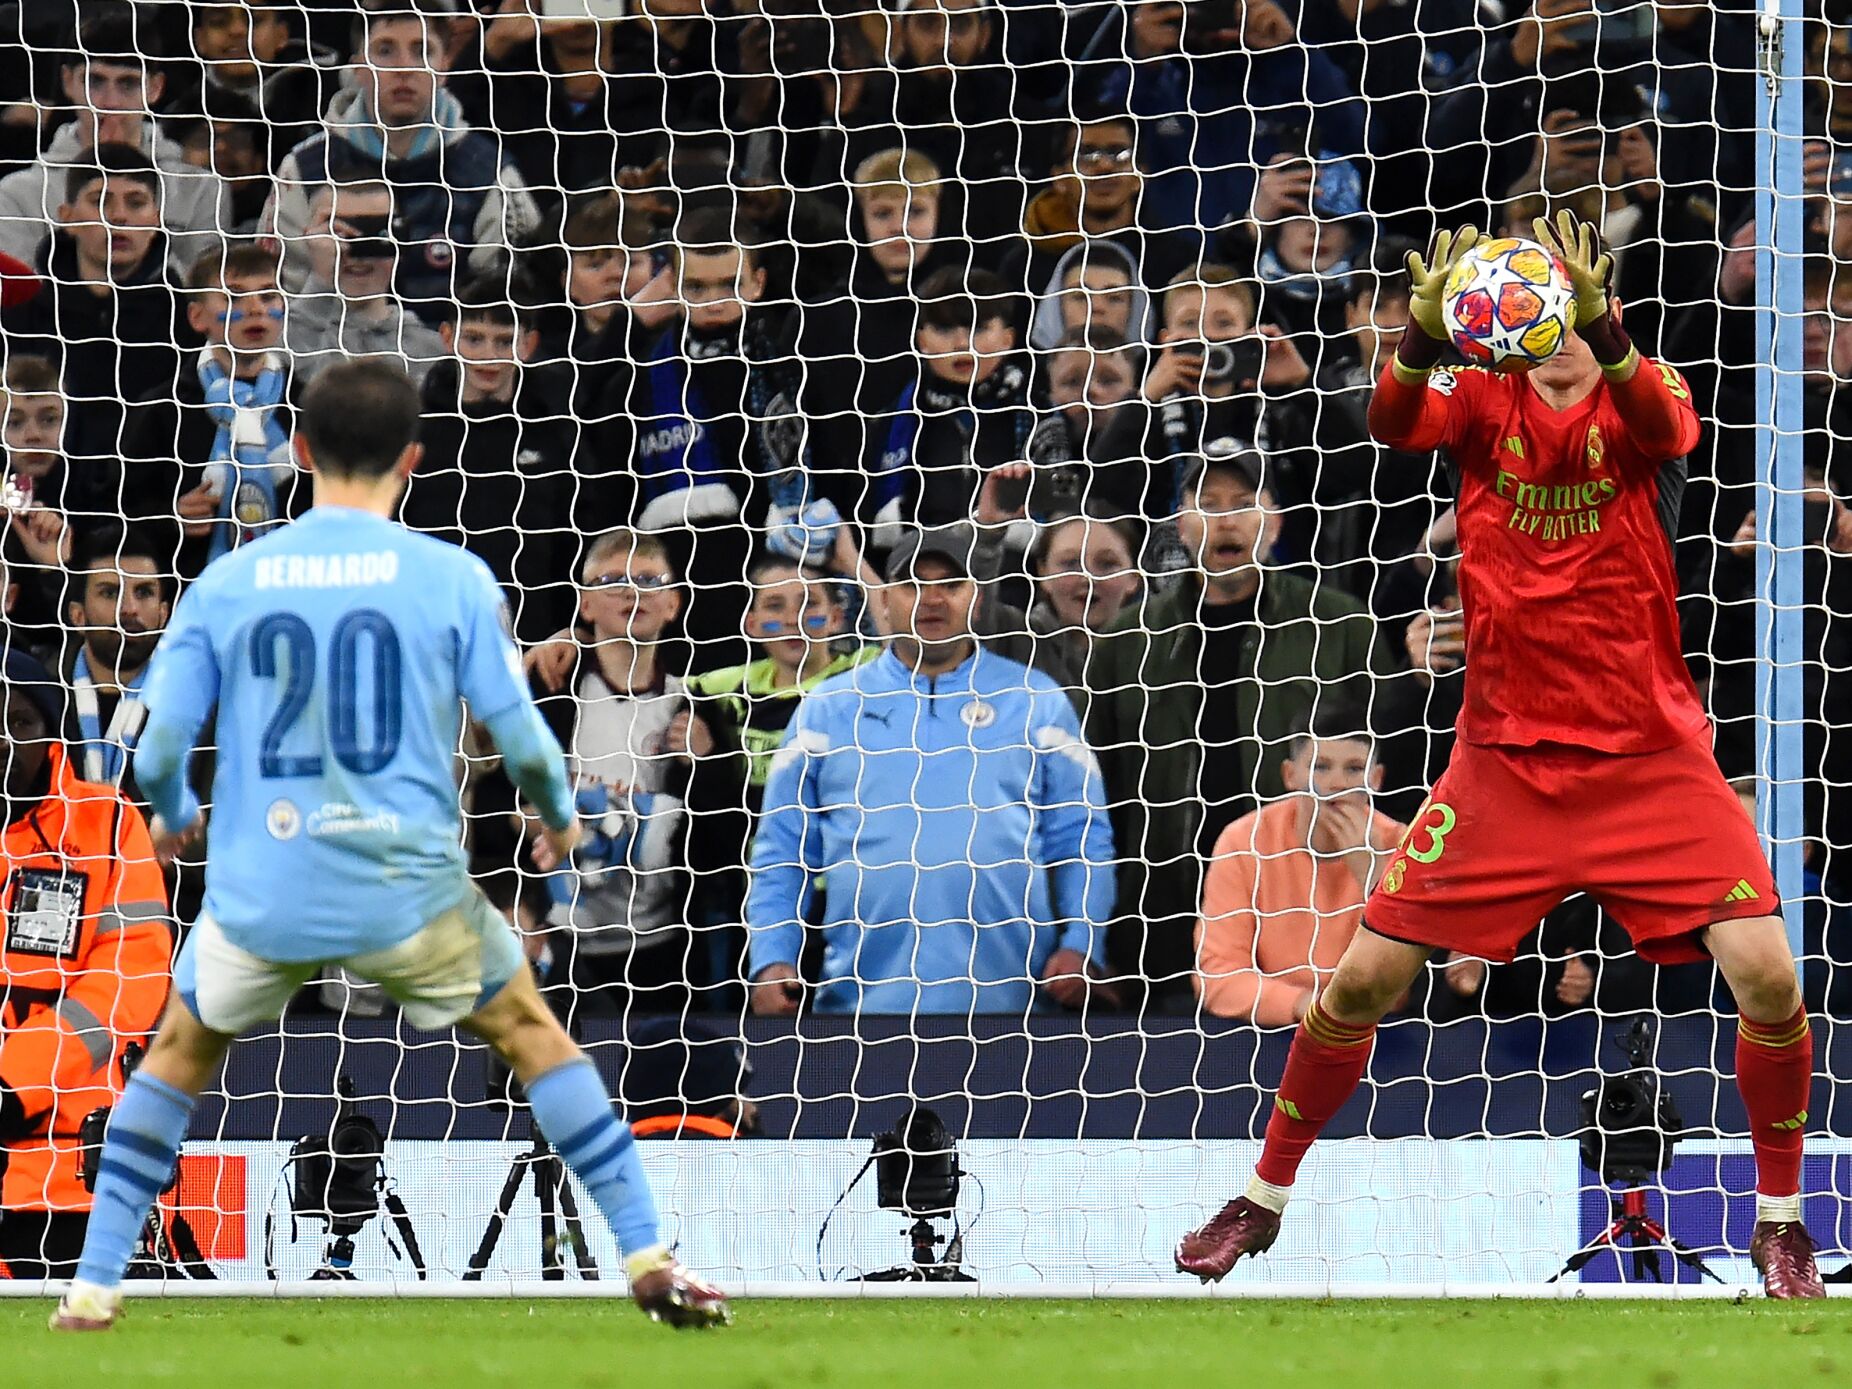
<box><xmin>1253</xmin><ymin>1000</ymin><xmax>1377</xmax><ymax>1191</ymax></box>
<box><xmin>1736</xmin><ymin>1006</ymin><xmax>1812</xmax><ymax>1202</ymax></box>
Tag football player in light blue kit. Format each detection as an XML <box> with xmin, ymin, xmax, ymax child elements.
<box><xmin>53</xmin><ymin>361</ymin><xmax>727</xmax><ymax>1330</ymax></box>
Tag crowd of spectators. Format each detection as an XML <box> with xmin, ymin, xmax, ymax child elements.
<box><xmin>0</xmin><ymin>0</ymin><xmax>1849</xmax><ymax>1026</ymax></box>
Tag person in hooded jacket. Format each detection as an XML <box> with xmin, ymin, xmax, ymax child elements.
<box><xmin>582</xmin><ymin>209</ymin><xmax>809</xmax><ymax>669</ymax></box>
<box><xmin>860</xmin><ymin>267</ymin><xmax>1071</xmax><ymax>557</ymax></box>
<box><xmin>264</xmin><ymin>3</ymin><xmax>541</xmax><ymax>322</ymax></box>
<box><xmin>1025</xmin><ymin>238</ymin><xmax>1156</xmax><ymax>355</ymax></box>
<box><xmin>0</xmin><ymin>9</ymin><xmax>230</xmax><ymax>276</ymax></box>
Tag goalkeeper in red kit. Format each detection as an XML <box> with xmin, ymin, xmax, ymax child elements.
<box><xmin>1175</xmin><ymin>213</ymin><xmax>1823</xmax><ymax>1299</ymax></box>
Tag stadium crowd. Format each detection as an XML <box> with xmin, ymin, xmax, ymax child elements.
<box><xmin>0</xmin><ymin>0</ymin><xmax>1848</xmax><ymax>1043</ymax></box>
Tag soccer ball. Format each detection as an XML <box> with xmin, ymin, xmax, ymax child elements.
<box><xmin>1440</xmin><ymin>237</ymin><xmax>1577</xmax><ymax>373</ymax></box>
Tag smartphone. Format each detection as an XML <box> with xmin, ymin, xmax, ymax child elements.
<box><xmin>339</xmin><ymin>212</ymin><xmax>395</xmax><ymax>260</ymax></box>
<box><xmin>540</xmin><ymin>0</ymin><xmax>628</xmax><ymax>18</ymax></box>
<box><xmin>989</xmin><ymin>468</ymin><xmax>1031</xmax><ymax>517</ymax></box>
<box><xmin>1833</xmin><ymin>151</ymin><xmax>1852</xmax><ymax>198</ymax></box>
<box><xmin>1184</xmin><ymin>0</ymin><xmax>1241</xmax><ymax>46</ymax></box>
<box><xmin>1221</xmin><ymin>338</ymin><xmax>1267</xmax><ymax>390</ymax></box>
<box><xmin>1803</xmin><ymin>499</ymin><xmax>1832</xmax><ymax>549</ymax></box>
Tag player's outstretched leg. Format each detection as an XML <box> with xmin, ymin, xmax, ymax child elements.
<box><xmin>52</xmin><ymin>999</ymin><xmax>234</xmax><ymax>1331</ymax></box>
<box><xmin>466</xmin><ymin>966</ymin><xmax>729</xmax><ymax>1326</ymax></box>
<box><xmin>1177</xmin><ymin>927</ymin><xmax>1429</xmax><ymax>1282</ymax></box>
<box><xmin>1705</xmin><ymin>915</ymin><xmax>1823</xmax><ymax>1299</ymax></box>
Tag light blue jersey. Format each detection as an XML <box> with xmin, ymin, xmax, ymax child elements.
<box><xmin>136</xmin><ymin>506</ymin><xmax>575</xmax><ymax>963</ymax></box>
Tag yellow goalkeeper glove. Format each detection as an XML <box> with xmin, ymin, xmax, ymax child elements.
<box><xmin>1533</xmin><ymin>209</ymin><xmax>1613</xmax><ymax>328</ymax></box>
<box><xmin>1404</xmin><ymin>224</ymin><xmax>1481</xmax><ymax>342</ymax></box>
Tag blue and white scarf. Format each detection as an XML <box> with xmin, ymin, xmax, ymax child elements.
<box><xmin>71</xmin><ymin>647</ymin><xmax>148</xmax><ymax>787</ymax></box>
<box><xmin>198</xmin><ymin>350</ymin><xmax>291</xmax><ymax>561</ymax></box>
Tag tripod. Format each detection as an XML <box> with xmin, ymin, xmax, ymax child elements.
<box><xmin>865</xmin><ymin>1217</ymin><xmax>975</xmax><ymax>1283</ymax></box>
<box><xmin>126</xmin><ymin>1206</ymin><xmax>216</xmax><ymax>1281</ymax></box>
<box><xmin>1550</xmin><ymin>1188</ymin><xmax>1721</xmax><ymax>1284</ymax></box>
<box><xmin>463</xmin><ymin>1124</ymin><xmax>600</xmax><ymax>1281</ymax></box>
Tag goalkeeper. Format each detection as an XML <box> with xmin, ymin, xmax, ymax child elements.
<box><xmin>1177</xmin><ymin>214</ymin><xmax>1823</xmax><ymax>1299</ymax></box>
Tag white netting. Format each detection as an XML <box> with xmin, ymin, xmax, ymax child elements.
<box><xmin>0</xmin><ymin>0</ymin><xmax>1837</xmax><ymax>1293</ymax></box>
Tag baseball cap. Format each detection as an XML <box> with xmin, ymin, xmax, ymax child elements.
<box><xmin>883</xmin><ymin>523</ymin><xmax>977</xmax><ymax>582</ymax></box>
<box><xmin>1176</xmin><ymin>442</ymin><xmax>1268</xmax><ymax>498</ymax></box>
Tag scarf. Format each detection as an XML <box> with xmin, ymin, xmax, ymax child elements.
<box><xmin>199</xmin><ymin>350</ymin><xmax>291</xmax><ymax>562</ymax></box>
<box><xmin>71</xmin><ymin>647</ymin><xmax>148</xmax><ymax>787</ymax></box>
<box><xmin>873</xmin><ymin>362</ymin><xmax>1053</xmax><ymax>543</ymax></box>
<box><xmin>632</xmin><ymin>326</ymin><xmax>748</xmax><ymax>530</ymax></box>
<box><xmin>1254</xmin><ymin>242</ymin><xmax>1356</xmax><ymax>304</ymax></box>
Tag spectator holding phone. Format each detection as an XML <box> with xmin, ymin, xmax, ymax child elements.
<box><xmin>1138</xmin><ymin>265</ymin><xmax>1314</xmax><ymax>571</ymax></box>
<box><xmin>1223</xmin><ymin>142</ymin><xmax>1372</xmax><ymax>343</ymax></box>
<box><xmin>1088</xmin><ymin>1</ymin><xmax>1363</xmax><ymax>235</ymax></box>
<box><xmin>862</xmin><ymin>267</ymin><xmax>1069</xmax><ymax>551</ymax></box>
<box><xmin>285</xmin><ymin>180</ymin><xmax>447</xmax><ymax>387</ymax></box>
<box><xmin>1040</xmin><ymin>328</ymin><xmax>1150</xmax><ymax>495</ymax></box>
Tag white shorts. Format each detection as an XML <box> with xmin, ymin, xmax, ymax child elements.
<box><xmin>174</xmin><ymin>887</ymin><xmax>526</xmax><ymax>1035</ymax></box>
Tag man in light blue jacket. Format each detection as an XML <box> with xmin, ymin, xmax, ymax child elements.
<box><xmin>746</xmin><ymin>525</ymin><xmax>1118</xmax><ymax>1016</ymax></box>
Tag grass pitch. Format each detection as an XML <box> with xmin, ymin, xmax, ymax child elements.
<box><xmin>10</xmin><ymin>1297</ymin><xmax>1852</xmax><ymax>1388</ymax></box>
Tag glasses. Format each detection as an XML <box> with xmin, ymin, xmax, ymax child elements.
<box><xmin>585</xmin><ymin>572</ymin><xmax>673</xmax><ymax>591</ymax></box>
<box><xmin>1076</xmin><ymin>145</ymin><xmax>1134</xmax><ymax>170</ymax></box>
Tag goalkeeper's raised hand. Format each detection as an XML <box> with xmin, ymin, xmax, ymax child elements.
<box><xmin>1404</xmin><ymin>224</ymin><xmax>1481</xmax><ymax>342</ymax></box>
<box><xmin>1532</xmin><ymin>209</ymin><xmax>1613</xmax><ymax>328</ymax></box>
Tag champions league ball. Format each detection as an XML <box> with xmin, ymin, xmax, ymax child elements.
<box><xmin>1440</xmin><ymin>237</ymin><xmax>1578</xmax><ymax>373</ymax></box>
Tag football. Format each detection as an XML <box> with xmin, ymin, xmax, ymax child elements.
<box><xmin>1440</xmin><ymin>236</ymin><xmax>1578</xmax><ymax>372</ymax></box>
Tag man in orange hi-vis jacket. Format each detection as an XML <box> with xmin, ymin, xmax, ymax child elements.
<box><xmin>0</xmin><ymin>649</ymin><xmax>172</xmax><ymax>1280</ymax></box>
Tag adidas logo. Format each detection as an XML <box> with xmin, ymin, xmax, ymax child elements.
<box><xmin>1721</xmin><ymin>878</ymin><xmax>1759</xmax><ymax>904</ymax></box>
<box><xmin>1504</xmin><ymin>435</ymin><xmax>1525</xmax><ymax>458</ymax></box>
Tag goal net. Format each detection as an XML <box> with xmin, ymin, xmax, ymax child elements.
<box><xmin>0</xmin><ymin>0</ymin><xmax>1833</xmax><ymax>1294</ymax></box>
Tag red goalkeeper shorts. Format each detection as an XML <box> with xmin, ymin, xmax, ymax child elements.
<box><xmin>1364</xmin><ymin>731</ymin><xmax>1778</xmax><ymax>965</ymax></box>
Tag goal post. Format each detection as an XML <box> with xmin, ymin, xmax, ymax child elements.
<box><xmin>1753</xmin><ymin>0</ymin><xmax>1809</xmax><ymax>977</ymax></box>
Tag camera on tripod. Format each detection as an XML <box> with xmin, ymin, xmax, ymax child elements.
<box><xmin>1579</xmin><ymin>1018</ymin><xmax>1683</xmax><ymax>1186</ymax></box>
<box><xmin>463</xmin><ymin>994</ymin><xmax>600</xmax><ymax>1282</ymax></box>
<box><xmin>838</xmin><ymin>1105</ymin><xmax>975</xmax><ymax>1283</ymax></box>
<box><xmin>264</xmin><ymin>1077</ymin><xmax>425</xmax><ymax>1280</ymax></box>
<box><xmin>1552</xmin><ymin>1018</ymin><xmax>1719</xmax><ymax>1285</ymax></box>
<box><xmin>78</xmin><ymin>1042</ymin><xmax>214</xmax><ymax>1279</ymax></box>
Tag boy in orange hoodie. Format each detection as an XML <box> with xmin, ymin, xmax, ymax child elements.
<box><xmin>1195</xmin><ymin>705</ymin><xmax>1402</xmax><ymax>1027</ymax></box>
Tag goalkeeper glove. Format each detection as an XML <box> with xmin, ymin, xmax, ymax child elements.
<box><xmin>1404</xmin><ymin>224</ymin><xmax>1481</xmax><ymax>342</ymax></box>
<box><xmin>1532</xmin><ymin>209</ymin><xmax>1613</xmax><ymax>329</ymax></box>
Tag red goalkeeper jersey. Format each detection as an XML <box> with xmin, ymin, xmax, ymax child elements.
<box><xmin>1369</xmin><ymin>357</ymin><xmax>1709</xmax><ymax>755</ymax></box>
